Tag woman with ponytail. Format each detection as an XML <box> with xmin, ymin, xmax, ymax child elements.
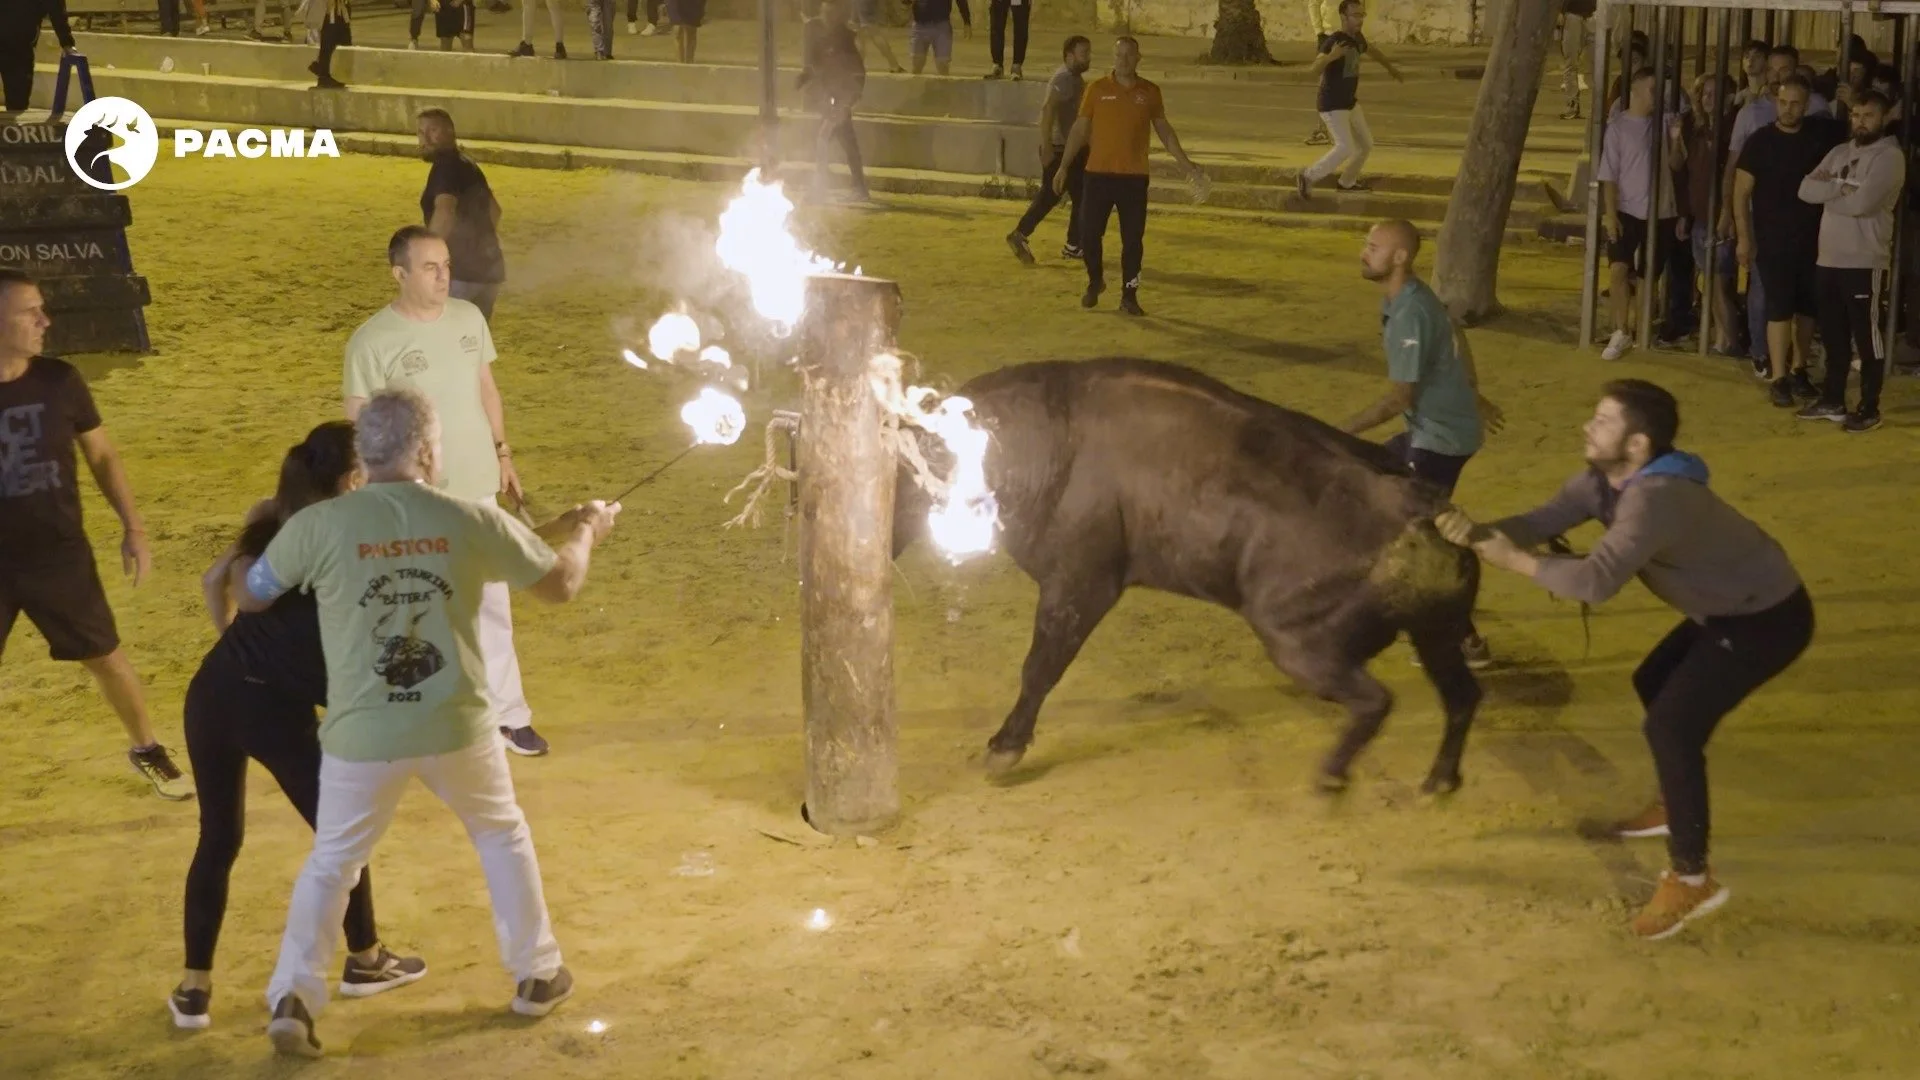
<box><xmin>168</xmin><ymin>422</ymin><xmax>427</xmax><ymax>1030</ymax></box>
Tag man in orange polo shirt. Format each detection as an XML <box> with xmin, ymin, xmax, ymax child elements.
<box><xmin>1053</xmin><ymin>36</ymin><xmax>1204</xmax><ymax>316</ymax></box>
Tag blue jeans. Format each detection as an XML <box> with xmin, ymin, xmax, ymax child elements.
<box><xmin>1746</xmin><ymin>243</ymin><xmax>1769</xmax><ymax>365</ymax></box>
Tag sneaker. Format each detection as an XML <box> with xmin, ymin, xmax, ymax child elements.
<box><xmin>339</xmin><ymin>948</ymin><xmax>429</xmax><ymax>998</ymax></box>
<box><xmin>640</xmin><ymin>22</ymin><xmax>661</xmax><ymax>34</ymax></box>
<box><xmin>314</xmin><ymin>76</ymin><xmax>348</xmax><ymax>90</ymax></box>
<box><xmin>1630</xmin><ymin>870</ymin><xmax>1730</xmax><ymax>940</ymax></box>
<box><xmin>1788</xmin><ymin>370</ymin><xmax>1819</xmax><ymax>400</ymax></box>
<box><xmin>1295</xmin><ymin>172</ymin><xmax>1313</xmax><ymax>201</ymax></box>
<box><xmin>408</xmin><ymin>38</ymin><xmax>419</xmax><ymax>49</ymax></box>
<box><xmin>168</xmin><ymin>985</ymin><xmax>211</xmax><ymax>1031</ymax></box>
<box><xmin>266</xmin><ymin>994</ymin><xmax>323</xmax><ymax>1058</ymax></box>
<box><xmin>511</xmin><ymin>966</ymin><xmax>574</xmax><ymax>1017</ymax></box>
<box><xmin>1612</xmin><ymin>799</ymin><xmax>1669</xmax><ymax>838</ymax></box>
<box><xmin>195</xmin><ymin>22</ymin><xmax>211</xmax><ymax>35</ymax></box>
<box><xmin>1006</xmin><ymin>230</ymin><xmax>1035</xmax><ymax>267</ymax></box>
<box><xmin>1768</xmin><ymin>377</ymin><xmax>1796</xmax><ymax>408</ymax></box>
<box><xmin>508</xmin><ymin>40</ymin><xmax>535</xmax><ymax>57</ymax></box>
<box><xmin>1601</xmin><ymin>329</ymin><xmax>1632</xmax><ymax>361</ymax></box>
<box><xmin>1335</xmin><ymin>180</ymin><xmax>1372</xmax><ymax>193</ymax></box>
<box><xmin>983</xmin><ymin>65</ymin><xmax>1003</xmax><ymax>80</ymax></box>
<box><xmin>1081</xmin><ymin>282</ymin><xmax>1104</xmax><ymax>309</ymax></box>
<box><xmin>1061</xmin><ymin>244</ymin><xmax>1083</xmax><ymax>260</ymax></box>
<box><xmin>1305</xmin><ymin>129</ymin><xmax>1330</xmax><ymax>145</ymax></box>
<box><xmin>1843</xmin><ymin>408</ymin><xmax>1882</xmax><ymax>433</ymax></box>
<box><xmin>1011</xmin><ymin>64</ymin><xmax>1023</xmax><ymax>80</ymax></box>
<box><xmin>1119</xmin><ymin>290</ymin><xmax>1145</xmax><ymax>317</ymax></box>
<box><xmin>1461</xmin><ymin>633</ymin><xmax>1492</xmax><ymax>670</ymax></box>
<box><xmin>501</xmin><ymin>725</ymin><xmax>550</xmax><ymax>756</ymax></box>
<box><xmin>1559</xmin><ymin>107</ymin><xmax>1582</xmax><ymax>120</ymax></box>
<box><xmin>129</xmin><ymin>745</ymin><xmax>194</xmax><ymax>801</ymax></box>
<box><xmin>1749</xmin><ymin>356</ymin><xmax>1771</xmax><ymax>380</ymax></box>
<box><xmin>554</xmin><ymin>43</ymin><xmax>568</xmax><ymax>59</ymax></box>
<box><xmin>627</xmin><ymin>19</ymin><xmax>639</xmax><ymax>32</ymax></box>
<box><xmin>1795</xmin><ymin>400</ymin><xmax>1847</xmax><ymax>422</ymax></box>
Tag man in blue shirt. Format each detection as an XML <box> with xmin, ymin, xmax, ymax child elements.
<box><xmin>1340</xmin><ymin>219</ymin><xmax>1502</xmax><ymax>667</ymax></box>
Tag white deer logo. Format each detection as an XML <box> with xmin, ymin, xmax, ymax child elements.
<box><xmin>64</xmin><ymin>97</ymin><xmax>160</xmax><ymax>192</ymax></box>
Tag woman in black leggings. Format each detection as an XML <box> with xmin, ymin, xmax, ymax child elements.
<box><xmin>168</xmin><ymin>422</ymin><xmax>427</xmax><ymax>1030</ymax></box>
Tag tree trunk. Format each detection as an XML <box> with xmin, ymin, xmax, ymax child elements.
<box><xmin>1431</xmin><ymin>0</ymin><xmax>1560</xmax><ymax>321</ymax></box>
<box><xmin>1209</xmin><ymin>0</ymin><xmax>1273</xmax><ymax>64</ymax></box>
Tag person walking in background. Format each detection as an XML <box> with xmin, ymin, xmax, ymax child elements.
<box><xmin>308</xmin><ymin>0</ymin><xmax>351</xmax><ymax>90</ymax></box>
<box><xmin>1798</xmin><ymin>90</ymin><xmax>1906</xmax><ymax>433</ymax></box>
<box><xmin>1304</xmin><ymin>0</ymin><xmax>1337</xmax><ymax>144</ymax></box>
<box><xmin>908</xmin><ymin>0</ymin><xmax>970</xmax><ymax>76</ymax></box>
<box><xmin>0</xmin><ymin>0</ymin><xmax>76</xmax><ymax>116</ymax></box>
<box><xmin>170</xmin><ymin>422</ymin><xmax>427</xmax><ymax>1032</ymax></box>
<box><xmin>799</xmin><ymin>0</ymin><xmax>871</xmax><ymax>204</ymax></box>
<box><xmin>1006</xmin><ymin>34</ymin><xmax>1091</xmax><ymax>266</ymax></box>
<box><xmin>628</xmin><ymin>0</ymin><xmax>662</xmax><ymax>36</ymax></box>
<box><xmin>1559</xmin><ymin>0</ymin><xmax>1594</xmax><ymax>120</ymax></box>
<box><xmin>0</xmin><ymin>269</ymin><xmax>190</xmax><ymax>801</ymax></box>
<box><xmin>1438</xmin><ymin>380</ymin><xmax>1813</xmax><ymax>941</ymax></box>
<box><xmin>667</xmin><ymin>0</ymin><xmax>704</xmax><ymax>62</ymax></box>
<box><xmin>251</xmin><ymin>0</ymin><xmax>294</xmax><ymax>42</ymax></box>
<box><xmin>1296</xmin><ymin>0</ymin><xmax>1404</xmax><ymax>200</ymax></box>
<box><xmin>847</xmin><ymin>0</ymin><xmax>903</xmax><ymax>73</ymax></box>
<box><xmin>1053</xmin><ymin>36</ymin><xmax>1204</xmax><ymax>317</ymax></box>
<box><xmin>417</xmin><ymin>110</ymin><xmax>507</xmax><ymax>318</ymax></box>
<box><xmin>586</xmin><ymin>0</ymin><xmax>615</xmax><ymax>59</ymax></box>
<box><xmin>983</xmin><ymin>0</ymin><xmax>1028</xmax><ymax>80</ymax></box>
<box><xmin>241</xmin><ymin>389</ymin><xmax>618</xmax><ymax>1056</ymax></box>
<box><xmin>508</xmin><ymin>0</ymin><xmax>566</xmax><ymax>59</ymax></box>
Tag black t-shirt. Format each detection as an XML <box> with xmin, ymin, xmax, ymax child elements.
<box><xmin>1317</xmin><ymin>31</ymin><xmax>1367</xmax><ymax>113</ymax></box>
<box><xmin>1737</xmin><ymin>119</ymin><xmax>1845</xmax><ymax>257</ymax></box>
<box><xmin>208</xmin><ymin>589</ymin><xmax>328</xmax><ymax>708</ymax></box>
<box><xmin>0</xmin><ymin>356</ymin><xmax>101</xmax><ymax>559</ymax></box>
<box><xmin>421</xmin><ymin>150</ymin><xmax>506</xmax><ymax>285</ymax></box>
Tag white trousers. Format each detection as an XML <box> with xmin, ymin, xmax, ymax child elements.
<box><xmin>1306</xmin><ymin>106</ymin><xmax>1373</xmax><ymax>187</ymax></box>
<box><xmin>482</xmin><ymin>581</ymin><xmax>533</xmax><ymax>731</ymax></box>
<box><xmin>265</xmin><ymin>738</ymin><xmax>563</xmax><ymax>1016</ymax></box>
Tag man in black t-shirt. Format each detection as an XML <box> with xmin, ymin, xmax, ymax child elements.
<box><xmin>417</xmin><ymin>109</ymin><xmax>508</xmax><ymax>322</ymax></box>
<box><xmin>1296</xmin><ymin>0</ymin><xmax>1403</xmax><ymax>200</ymax></box>
<box><xmin>1731</xmin><ymin>77</ymin><xmax>1844</xmax><ymax>407</ymax></box>
<box><xmin>0</xmin><ymin>269</ymin><xmax>191</xmax><ymax>801</ymax></box>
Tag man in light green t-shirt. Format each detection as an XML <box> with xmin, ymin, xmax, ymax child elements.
<box><xmin>344</xmin><ymin>225</ymin><xmax>554</xmax><ymax>758</ymax></box>
<box><xmin>242</xmin><ymin>388</ymin><xmax>619</xmax><ymax>1057</ymax></box>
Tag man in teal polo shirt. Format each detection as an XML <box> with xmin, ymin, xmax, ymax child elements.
<box><xmin>1340</xmin><ymin>218</ymin><xmax>1502</xmax><ymax>667</ymax></box>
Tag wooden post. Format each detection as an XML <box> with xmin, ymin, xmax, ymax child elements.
<box><xmin>796</xmin><ymin>273</ymin><xmax>903</xmax><ymax>837</ymax></box>
<box><xmin>758</xmin><ymin>0</ymin><xmax>778</xmax><ymax>173</ymax></box>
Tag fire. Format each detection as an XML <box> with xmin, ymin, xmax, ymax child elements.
<box><xmin>648</xmin><ymin>311</ymin><xmax>701</xmax><ymax>363</ymax></box>
<box><xmin>698</xmin><ymin>345</ymin><xmax>732</xmax><ymax>369</ymax></box>
<box><xmin>620</xmin><ymin>348</ymin><xmax>648</xmax><ymax>370</ymax></box>
<box><xmin>681</xmin><ymin>386</ymin><xmax>747</xmax><ymax>447</ymax></box>
<box><xmin>714</xmin><ymin>169</ymin><xmax>839</xmax><ymax>330</ymax></box>
<box><xmin>869</xmin><ymin>353</ymin><xmax>999</xmax><ymax>562</ymax></box>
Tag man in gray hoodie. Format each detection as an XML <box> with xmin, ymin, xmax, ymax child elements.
<box><xmin>1797</xmin><ymin>90</ymin><xmax>1906</xmax><ymax>433</ymax></box>
<box><xmin>1436</xmin><ymin>380</ymin><xmax>1813</xmax><ymax>942</ymax></box>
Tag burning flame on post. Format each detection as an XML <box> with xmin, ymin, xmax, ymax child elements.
<box><xmin>682</xmin><ymin>386</ymin><xmax>747</xmax><ymax>447</ymax></box>
<box><xmin>648</xmin><ymin>311</ymin><xmax>702</xmax><ymax>363</ymax></box>
<box><xmin>869</xmin><ymin>353</ymin><xmax>999</xmax><ymax>562</ymax></box>
<box><xmin>698</xmin><ymin>345</ymin><xmax>732</xmax><ymax>369</ymax></box>
<box><xmin>714</xmin><ymin>169</ymin><xmax>839</xmax><ymax>331</ymax></box>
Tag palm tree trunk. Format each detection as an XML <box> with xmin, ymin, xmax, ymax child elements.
<box><xmin>1209</xmin><ymin>0</ymin><xmax>1273</xmax><ymax>64</ymax></box>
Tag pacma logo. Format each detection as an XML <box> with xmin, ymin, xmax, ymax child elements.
<box><xmin>61</xmin><ymin>94</ymin><xmax>341</xmax><ymax>190</ymax></box>
<box><xmin>172</xmin><ymin>127</ymin><xmax>341</xmax><ymax>159</ymax></box>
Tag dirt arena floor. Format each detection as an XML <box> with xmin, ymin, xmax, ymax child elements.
<box><xmin>3</xmin><ymin>154</ymin><xmax>1918</xmax><ymax>1079</ymax></box>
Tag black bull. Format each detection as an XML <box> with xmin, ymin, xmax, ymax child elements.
<box><xmin>891</xmin><ymin>358</ymin><xmax>1483</xmax><ymax>794</ymax></box>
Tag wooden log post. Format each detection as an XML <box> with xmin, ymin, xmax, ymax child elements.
<box><xmin>796</xmin><ymin>273</ymin><xmax>903</xmax><ymax>837</ymax></box>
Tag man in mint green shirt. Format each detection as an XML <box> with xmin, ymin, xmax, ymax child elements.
<box><xmin>1341</xmin><ymin>219</ymin><xmax>1502</xmax><ymax>667</ymax></box>
<box><xmin>241</xmin><ymin>387</ymin><xmax>619</xmax><ymax>1057</ymax></box>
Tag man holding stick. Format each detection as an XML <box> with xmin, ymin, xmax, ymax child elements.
<box><xmin>344</xmin><ymin>227</ymin><xmax>550</xmax><ymax>757</ymax></box>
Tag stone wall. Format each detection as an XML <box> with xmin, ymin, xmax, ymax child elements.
<box><xmin>1095</xmin><ymin>0</ymin><xmax>1481</xmax><ymax>45</ymax></box>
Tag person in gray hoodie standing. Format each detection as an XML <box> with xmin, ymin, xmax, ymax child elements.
<box><xmin>1436</xmin><ymin>380</ymin><xmax>1813</xmax><ymax>942</ymax></box>
<box><xmin>1797</xmin><ymin>90</ymin><xmax>1906</xmax><ymax>433</ymax></box>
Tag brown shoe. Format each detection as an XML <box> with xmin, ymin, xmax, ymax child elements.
<box><xmin>1631</xmin><ymin>870</ymin><xmax>1730</xmax><ymax>940</ymax></box>
<box><xmin>1613</xmin><ymin>799</ymin><xmax>1669</xmax><ymax>839</ymax></box>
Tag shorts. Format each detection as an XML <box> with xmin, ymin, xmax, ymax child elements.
<box><xmin>1384</xmin><ymin>432</ymin><xmax>1472</xmax><ymax>497</ymax></box>
<box><xmin>911</xmin><ymin>20</ymin><xmax>954</xmax><ymax>64</ymax></box>
<box><xmin>435</xmin><ymin>0</ymin><xmax>475</xmax><ymax>38</ymax></box>
<box><xmin>1757</xmin><ymin>252</ymin><xmax>1820</xmax><ymax>321</ymax></box>
<box><xmin>0</xmin><ymin>545</ymin><xmax>120</xmax><ymax>663</ymax></box>
<box><xmin>666</xmin><ymin>0</ymin><xmax>705</xmax><ymax>26</ymax></box>
<box><xmin>1690</xmin><ymin>221</ymin><xmax>1734</xmax><ymax>277</ymax></box>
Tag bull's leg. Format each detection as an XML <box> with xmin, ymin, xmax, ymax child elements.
<box><xmin>985</xmin><ymin>574</ymin><xmax>1123</xmax><ymax>774</ymax></box>
<box><xmin>1252</xmin><ymin>627</ymin><xmax>1394</xmax><ymax>793</ymax></box>
<box><xmin>1409</xmin><ymin>627</ymin><xmax>1484</xmax><ymax>796</ymax></box>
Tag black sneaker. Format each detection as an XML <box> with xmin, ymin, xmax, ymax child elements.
<box><xmin>1795</xmin><ymin>400</ymin><xmax>1847</xmax><ymax>422</ymax></box>
<box><xmin>339</xmin><ymin>948</ymin><xmax>428</xmax><ymax>998</ymax></box>
<box><xmin>168</xmin><ymin>985</ymin><xmax>211</xmax><ymax>1031</ymax></box>
<box><xmin>267</xmin><ymin>994</ymin><xmax>322</xmax><ymax>1058</ymax></box>
<box><xmin>554</xmin><ymin>42</ymin><xmax>568</xmax><ymax>59</ymax></box>
<box><xmin>1461</xmin><ymin>634</ymin><xmax>1492</xmax><ymax>671</ymax></box>
<box><xmin>1006</xmin><ymin>230</ymin><xmax>1035</xmax><ymax>267</ymax></box>
<box><xmin>313</xmin><ymin>76</ymin><xmax>347</xmax><ymax>90</ymax></box>
<box><xmin>1788</xmin><ymin>370</ymin><xmax>1819</xmax><ymax>400</ymax></box>
<box><xmin>1118</xmin><ymin>290</ymin><xmax>1145</xmax><ymax>317</ymax></box>
<box><xmin>508</xmin><ymin>40</ymin><xmax>535</xmax><ymax>57</ymax></box>
<box><xmin>1750</xmin><ymin>356</ymin><xmax>1771</xmax><ymax>380</ymax></box>
<box><xmin>1768</xmin><ymin>377</ymin><xmax>1796</xmax><ymax>408</ymax></box>
<box><xmin>129</xmin><ymin>744</ymin><xmax>194</xmax><ymax>801</ymax></box>
<box><xmin>1061</xmin><ymin>244</ymin><xmax>1083</xmax><ymax>260</ymax></box>
<box><xmin>501</xmin><ymin>725</ymin><xmax>550</xmax><ymax>757</ymax></box>
<box><xmin>1295</xmin><ymin>172</ymin><xmax>1313</xmax><ymax>200</ymax></box>
<box><xmin>1081</xmin><ymin>282</ymin><xmax>1104</xmax><ymax>309</ymax></box>
<box><xmin>982</xmin><ymin>65</ymin><xmax>1003</xmax><ymax>80</ymax></box>
<box><xmin>511</xmin><ymin>966</ymin><xmax>575</xmax><ymax>1017</ymax></box>
<box><xmin>1843</xmin><ymin>408</ymin><xmax>1882</xmax><ymax>433</ymax></box>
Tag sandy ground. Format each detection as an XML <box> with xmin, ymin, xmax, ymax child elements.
<box><xmin>2</xmin><ymin>154</ymin><xmax>1918</xmax><ymax>1079</ymax></box>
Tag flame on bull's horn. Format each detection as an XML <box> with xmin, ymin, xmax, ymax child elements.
<box><xmin>869</xmin><ymin>353</ymin><xmax>999</xmax><ymax>562</ymax></box>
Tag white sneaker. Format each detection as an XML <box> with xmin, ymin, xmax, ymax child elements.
<box><xmin>1601</xmin><ymin>329</ymin><xmax>1632</xmax><ymax>361</ymax></box>
<box><xmin>627</xmin><ymin>19</ymin><xmax>639</xmax><ymax>33</ymax></box>
<box><xmin>408</xmin><ymin>38</ymin><xmax>419</xmax><ymax>49</ymax></box>
<box><xmin>639</xmin><ymin>22</ymin><xmax>660</xmax><ymax>35</ymax></box>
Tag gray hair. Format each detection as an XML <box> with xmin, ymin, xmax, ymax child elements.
<box><xmin>355</xmin><ymin>387</ymin><xmax>440</xmax><ymax>472</ymax></box>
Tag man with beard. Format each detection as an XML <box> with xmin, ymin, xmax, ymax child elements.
<box><xmin>1797</xmin><ymin>90</ymin><xmax>1907</xmax><ymax>433</ymax></box>
<box><xmin>1006</xmin><ymin>35</ymin><xmax>1092</xmax><ymax>265</ymax></box>
<box><xmin>1731</xmin><ymin>77</ymin><xmax>1843</xmax><ymax>407</ymax></box>
<box><xmin>416</xmin><ymin>110</ymin><xmax>507</xmax><ymax>322</ymax></box>
<box><xmin>1437</xmin><ymin>380</ymin><xmax>1813</xmax><ymax>941</ymax></box>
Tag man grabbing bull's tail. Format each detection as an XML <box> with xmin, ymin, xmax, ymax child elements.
<box><xmin>1437</xmin><ymin>381</ymin><xmax>1813</xmax><ymax>941</ymax></box>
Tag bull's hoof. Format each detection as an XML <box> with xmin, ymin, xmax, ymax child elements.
<box><xmin>1420</xmin><ymin>772</ymin><xmax>1463</xmax><ymax>797</ymax></box>
<box><xmin>983</xmin><ymin>746</ymin><xmax>1027</xmax><ymax>775</ymax></box>
<box><xmin>1313</xmin><ymin>771</ymin><xmax>1350</xmax><ymax>795</ymax></box>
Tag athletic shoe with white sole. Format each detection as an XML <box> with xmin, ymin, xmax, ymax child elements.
<box><xmin>1631</xmin><ymin>870</ymin><xmax>1730</xmax><ymax>940</ymax></box>
<box><xmin>1601</xmin><ymin>328</ymin><xmax>1632</xmax><ymax>361</ymax></box>
<box><xmin>339</xmin><ymin>948</ymin><xmax>429</xmax><ymax>998</ymax></box>
<box><xmin>168</xmin><ymin>986</ymin><xmax>211</xmax><ymax>1030</ymax></box>
<box><xmin>501</xmin><ymin>725</ymin><xmax>550</xmax><ymax>756</ymax></box>
<box><xmin>1613</xmin><ymin>799</ymin><xmax>1670</xmax><ymax>838</ymax></box>
<box><xmin>129</xmin><ymin>744</ymin><xmax>195</xmax><ymax>801</ymax></box>
<box><xmin>511</xmin><ymin>966</ymin><xmax>574</xmax><ymax>1017</ymax></box>
<box><xmin>267</xmin><ymin>994</ymin><xmax>323</xmax><ymax>1058</ymax></box>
